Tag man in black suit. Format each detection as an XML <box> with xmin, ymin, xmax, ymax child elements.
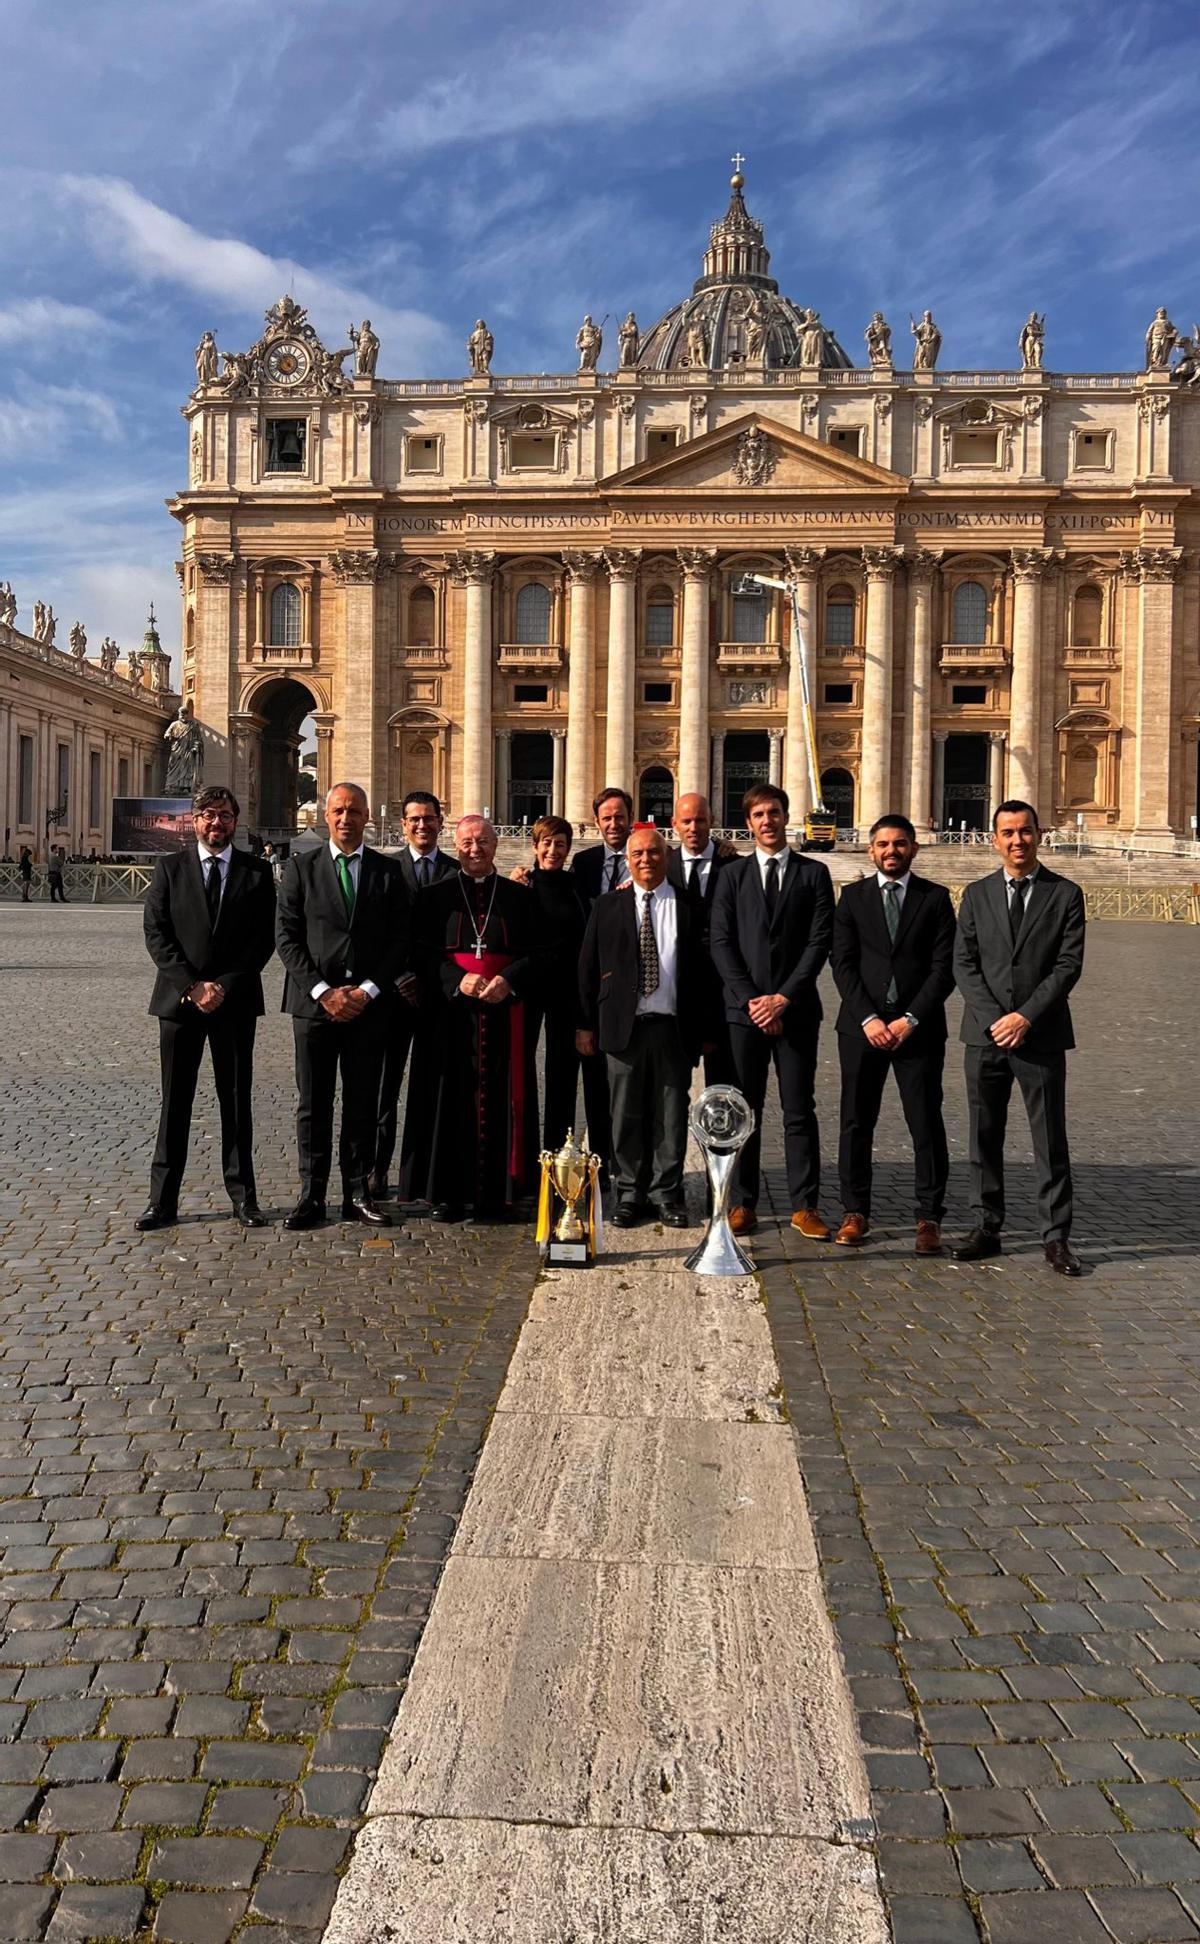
<box><xmin>952</xmin><ymin>799</ymin><xmax>1086</xmax><ymax>1276</ymax></box>
<box><xmin>831</xmin><ymin>814</ymin><xmax>957</xmax><ymax>1254</ymax></box>
<box><xmin>139</xmin><ymin>785</ymin><xmax>276</xmax><ymax>1231</ymax></box>
<box><xmin>570</xmin><ymin>785</ymin><xmax>633</xmax><ymax>1180</ymax></box>
<box><xmin>710</xmin><ymin>783</ymin><xmax>834</xmax><ymax>1239</ymax></box>
<box><xmin>666</xmin><ymin>792</ymin><xmax>736</xmax><ymax>1090</ymax></box>
<box><xmin>577</xmin><ymin>823</ymin><xmax>701</xmax><ymax>1228</ymax></box>
<box><xmin>276</xmin><ymin>782</ymin><xmax>411</xmax><ymax>1230</ymax></box>
<box><xmin>369</xmin><ymin>790</ymin><xmax>455</xmax><ymax>1199</ymax></box>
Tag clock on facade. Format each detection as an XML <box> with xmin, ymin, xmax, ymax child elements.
<box><xmin>265</xmin><ymin>341</ymin><xmax>311</xmax><ymax>386</ymax></box>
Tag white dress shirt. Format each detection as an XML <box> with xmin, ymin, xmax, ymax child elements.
<box><xmin>408</xmin><ymin>844</ymin><xmax>441</xmax><ymax>888</ymax></box>
<box><xmin>601</xmin><ymin>846</ymin><xmax>628</xmax><ymax>893</ymax></box>
<box><xmin>680</xmin><ymin>840</ymin><xmax>715</xmax><ymax>898</ymax></box>
<box><xmin>196</xmin><ymin>840</ymin><xmax>232</xmax><ymax>909</ymax></box>
<box><xmin>1004</xmin><ymin>865</ymin><xmax>1040</xmax><ymax>910</ymax></box>
<box><xmin>754</xmin><ymin>844</ymin><xmax>789</xmax><ymax>894</ymax></box>
<box><xmin>634</xmin><ymin>879</ymin><xmax>678</xmax><ymax>1017</ymax></box>
<box><xmin>311</xmin><ymin>842</ymin><xmax>379</xmax><ymax>1001</ymax></box>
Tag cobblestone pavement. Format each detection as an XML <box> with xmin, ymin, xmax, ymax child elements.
<box><xmin>0</xmin><ymin>908</ymin><xmax>537</xmax><ymax>1941</ymax></box>
<box><xmin>759</xmin><ymin>924</ymin><xmax>1200</xmax><ymax>1943</ymax></box>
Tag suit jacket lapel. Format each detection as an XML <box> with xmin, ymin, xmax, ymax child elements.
<box><xmin>771</xmin><ymin>849</ymin><xmax>799</xmax><ymax>926</ymax></box>
<box><xmin>985</xmin><ymin>869</ymin><xmax>1010</xmax><ymax>941</ymax></box>
<box><xmin>893</xmin><ymin>873</ymin><xmax>924</xmax><ymax>946</ymax></box>
<box><xmin>1012</xmin><ymin>869</ymin><xmax>1052</xmax><ymax>956</ymax></box>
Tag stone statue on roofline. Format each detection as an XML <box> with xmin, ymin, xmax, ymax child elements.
<box><xmin>69</xmin><ymin>622</ymin><xmax>87</xmax><ymax>659</ymax></box>
<box><xmin>865</xmin><ymin>311</ymin><xmax>892</xmax><ymax>367</ymax></box>
<box><xmin>618</xmin><ymin>312</ymin><xmax>639</xmax><ymax>369</ymax></box>
<box><xmin>1145</xmin><ymin>307</ymin><xmax>1180</xmax><ymax>371</ymax></box>
<box><xmin>164</xmin><ymin>703</ymin><xmax>204</xmax><ymax>795</ymax></box>
<box><xmin>194</xmin><ymin>331</ymin><xmax>218</xmax><ymax>389</ymax></box>
<box><xmin>349</xmin><ymin>319</ymin><xmax>380</xmax><ymax>379</ymax></box>
<box><xmin>576</xmin><ymin>315</ymin><xmax>602</xmax><ymax>372</ymax></box>
<box><xmin>1019</xmin><ymin>312</ymin><xmax>1045</xmax><ymax>371</ymax></box>
<box><xmin>911</xmin><ymin>310</ymin><xmax>942</xmax><ymax>371</ymax></box>
<box><xmin>467</xmin><ymin>319</ymin><xmax>494</xmax><ymax>375</ymax></box>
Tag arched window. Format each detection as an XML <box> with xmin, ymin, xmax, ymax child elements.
<box><xmin>951</xmin><ymin>580</ymin><xmax>988</xmax><ymax>644</ymax></box>
<box><xmin>824</xmin><ymin>583</ymin><xmax>855</xmax><ymax>647</ymax></box>
<box><xmin>1073</xmin><ymin>584</ymin><xmax>1103</xmax><ymax>647</ymax></box>
<box><xmin>270</xmin><ymin>582</ymin><xmax>301</xmax><ymax>647</ymax></box>
<box><xmin>1068</xmin><ymin>742</ymin><xmax>1099</xmax><ymax>806</ymax></box>
<box><xmin>731</xmin><ymin>583</ymin><xmax>767</xmax><ymax>643</ymax></box>
<box><xmin>515</xmin><ymin>582</ymin><xmax>552</xmax><ymax>644</ymax></box>
<box><xmin>645</xmin><ymin>584</ymin><xmax>675</xmax><ymax>647</ymax></box>
<box><xmin>408</xmin><ymin>585</ymin><xmax>435</xmax><ymax>646</ymax></box>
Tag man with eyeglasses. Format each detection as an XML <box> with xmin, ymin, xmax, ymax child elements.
<box><xmin>138</xmin><ymin>785</ymin><xmax>277</xmax><ymax>1231</ymax></box>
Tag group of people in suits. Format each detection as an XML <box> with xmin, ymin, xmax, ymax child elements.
<box><xmin>138</xmin><ymin>776</ymin><xmax>1086</xmax><ymax>1275</ymax></box>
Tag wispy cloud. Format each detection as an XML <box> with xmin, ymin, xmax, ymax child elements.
<box><xmin>0</xmin><ymin>298</ymin><xmax>111</xmax><ymax>348</ymax></box>
<box><xmin>0</xmin><ymin>382</ymin><xmax>121</xmax><ymax>460</ymax></box>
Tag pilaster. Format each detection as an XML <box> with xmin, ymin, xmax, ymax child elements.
<box><xmin>905</xmin><ymin>551</ymin><xmax>941</xmax><ymax>830</ymax></box>
<box><xmin>602</xmin><ymin>549</ymin><xmax>640</xmax><ymax>797</ymax></box>
<box><xmin>783</xmin><ymin>547</ymin><xmax>823</xmax><ymax>819</ymax></box>
<box><xmin>677</xmin><ymin>548</ymin><xmax>716</xmax><ymax>799</ymax></box>
<box><xmin>563</xmin><ymin>552</ymin><xmax>599</xmax><ymax>826</ymax></box>
<box><xmin>859</xmin><ymin>547</ymin><xmax>903</xmax><ymax>832</ymax></box>
<box><xmin>450</xmin><ymin>550</ymin><xmax>496</xmax><ymax>817</ymax></box>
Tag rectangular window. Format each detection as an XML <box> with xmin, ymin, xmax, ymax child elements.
<box><xmin>18</xmin><ymin>735</ymin><xmax>34</xmax><ymax>824</ymax></box>
<box><xmin>825</xmin><ymin>601</ymin><xmax>855</xmax><ymax>647</ymax></box>
<box><xmin>643</xmin><ymin>681</ymin><xmax>672</xmax><ymax>703</ymax></box>
<box><xmin>88</xmin><ymin>751</ymin><xmax>101</xmax><ymax>829</ymax></box>
<box><xmin>647</xmin><ymin>428</ymin><xmax>682</xmax><ymax>456</ymax></box>
<box><xmin>265</xmin><ymin>418</ymin><xmax>307</xmax><ymax>473</ymax></box>
<box><xmin>56</xmin><ymin>742</ymin><xmax>70</xmax><ymax>811</ymax></box>
<box><xmin>951</xmin><ymin>429</ymin><xmax>1000</xmax><ymax>466</ymax></box>
<box><xmin>1073</xmin><ymin>429</ymin><xmax>1113</xmax><ymax>471</ymax></box>
<box><xmin>513</xmin><ymin>683</ymin><xmax>549</xmax><ymax>703</ymax></box>
<box><xmin>645</xmin><ymin>600</ymin><xmax>675</xmax><ymax>646</ymax></box>
<box><xmin>828</xmin><ymin>427</ymin><xmax>863</xmax><ymax>456</ymax></box>
<box><xmin>118</xmin><ymin>757</ymin><xmax>130</xmax><ymax>797</ymax></box>
<box><xmin>510</xmin><ymin>432</ymin><xmax>556</xmax><ymax>469</ymax></box>
<box><xmin>951</xmin><ymin>683</ymin><xmax>988</xmax><ymax>705</ymax></box>
<box><xmin>405</xmin><ymin>435</ymin><xmax>442</xmax><ymax>473</ymax></box>
<box><xmin>823</xmin><ymin>682</ymin><xmax>853</xmax><ymax>703</ymax></box>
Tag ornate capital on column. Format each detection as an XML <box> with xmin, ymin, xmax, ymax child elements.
<box><xmin>784</xmin><ymin>546</ymin><xmax>826</xmax><ymax>580</ymax></box>
<box><xmin>602</xmin><ymin>547</ymin><xmax>642</xmax><ymax>581</ymax></box>
<box><xmin>1130</xmin><ymin>545</ymin><xmax>1183</xmax><ymax>583</ymax></box>
<box><xmin>861</xmin><ymin>545</ymin><xmax>904</xmax><ymax>581</ymax></box>
<box><xmin>989</xmin><ymin>730</ymin><xmax>1007</xmax><ymax>747</ymax></box>
<box><xmin>551</xmin><ymin>726</ymin><xmax>567</xmax><ymax>742</ymax></box>
<box><xmin>495</xmin><ymin>727</ymin><xmax>512</xmax><ymax>744</ymax></box>
<box><xmin>330</xmin><ymin>548</ymin><xmax>382</xmax><ymax>585</ymax></box>
<box><xmin>1010</xmin><ymin>546</ymin><xmax>1061</xmax><ymax>583</ymax></box>
<box><xmin>768</xmin><ymin>728</ymin><xmax>783</xmax><ymax>747</ymax></box>
<box><xmin>677</xmin><ymin>546</ymin><xmax>717</xmax><ymax>579</ymax></box>
<box><xmin>197</xmin><ymin>552</ymin><xmax>236</xmax><ymax>584</ymax></box>
<box><xmin>563</xmin><ymin>550</ymin><xmax>600</xmax><ymax>585</ymax></box>
<box><xmin>449</xmin><ymin>549</ymin><xmax>496</xmax><ymax>587</ymax></box>
<box><xmin>933</xmin><ymin>729</ymin><xmax>949</xmax><ymax>744</ymax></box>
<box><xmin>906</xmin><ymin>548</ymin><xmax>944</xmax><ymax>584</ymax></box>
<box><xmin>463</xmin><ymin>397</ymin><xmax>490</xmax><ymax>424</ymax></box>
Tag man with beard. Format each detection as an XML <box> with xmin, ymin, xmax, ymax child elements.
<box><xmin>408</xmin><ymin>815</ymin><xmax>540</xmax><ymax>1224</ymax></box>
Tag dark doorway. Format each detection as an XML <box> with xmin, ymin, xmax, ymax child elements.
<box><xmin>942</xmin><ymin>733</ymin><xmax>989</xmax><ymax>832</ymax></box>
<box><xmin>820</xmin><ymin>767</ymin><xmax>855</xmax><ymax>829</ymax></box>
<box><xmin>638</xmin><ymin>765</ymin><xmax>674</xmax><ymax>826</ymax></box>
<box><xmin>509</xmin><ymin>731</ymin><xmax>553</xmax><ymax>825</ymax></box>
<box><xmin>256</xmin><ymin>678</ymin><xmax>318</xmax><ymax>838</ymax></box>
<box><xmin>723</xmin><ymin>732</ymin><xmax>770</xmax><ymax>828</ymax></box>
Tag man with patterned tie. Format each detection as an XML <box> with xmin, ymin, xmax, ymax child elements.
<box><xmin>276</xmin><ymin>783</ymin><xmax>411</xmax><ymax>1229</ymax></box>
<box><xmin>577</xmin><ymin>824</ymin><xmax>702</xmax><ymax>1228</ymax></box>
<box><xmin>952</xmin><ymin>800</ymin><xmax>1086</xmax><ymax>1275</ymax></box>
<box><xmin>139</xmin><ymin>786</ymin><xmax>277</xmax><ymax>1231</ymax></box>
<box><xmin>830</xmin><ymin>815</ymin><xmax>957</xmax><ymax>1254</ymax></box>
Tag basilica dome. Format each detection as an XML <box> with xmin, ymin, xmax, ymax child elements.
<box><xmin>635</xmin><ymin>169</ymin><xmax>852</xmax><ymax>374</ymax></box>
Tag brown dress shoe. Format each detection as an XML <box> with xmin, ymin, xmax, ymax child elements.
<box><xmin>834</xmin><ymin>1212</ymin><xmax>868</xmax><ymax>1247</ymax></box>
<box><xmin>728</xmin><ymin>1205</ymin><xmax>758</xmax><ymax>1235</ymax></box>
<box><xmin>791</xmin><ymin>1208</ymin><xmax>831</xmax><ymax>1240</ymax></box>
<box><xmin>915</xmin><ymin>1219</ymin><xmax>942</xmax><ymax>1256</ymax></box>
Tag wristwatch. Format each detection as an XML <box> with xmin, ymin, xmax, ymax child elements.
<box><xmin>903</xmin><ymin>1011</ymin><xmax>919</xmax><ymax>1030</ymax></box>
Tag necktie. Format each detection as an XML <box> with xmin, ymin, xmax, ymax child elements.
<box><xmin>764</xmin><ymin>854</ymin><xmax>779</xmax><ymax>920</ymax></box>
<box><xmin>607</xmin><ymin>852</ymin><xmax>624</xmax><ymax>892</ymax></box>
<box><xmin>336</xmin><ymin>852</ymin><xmax>356</xmax><ymax>919</ymax></box>
<box><xmin>638</xmin><ymin>892</ymin><xmax>660</xmax><ymax>997</ymax></box>
<box><xmin>1009</xmin><ymin>876</ymin><xmax>1029</xmax><ymax>947</ymax></box>
<box><xmin>205</xmin><ymin>856</ymin><xmax>222</xmax><ymax>927</ymax></box>
<box><xmin>883</xmin><ymin>882</ymin><xmax>900</xmax><ymax>1006</ymax></box>
<box><xmin>419</xmin><ymin>855</ymin><xmax>432</xmax><ymax>890</ymax></box>
<box><xmin>685</xmin><ymin>857</ymin><xmax>704</xmax><ymax>907</ymax></box>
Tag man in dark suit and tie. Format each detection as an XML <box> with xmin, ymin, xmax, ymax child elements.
<box><xmin>830</xmin><ymin>814</ymin><xmax>957</xmax><ymax>1254</ymax></box>
<box><xmin>276</xmin><ymin>782</ymin><xmax>411</xmax><ymax>1230</ymax></box>
<box><xmin>369</xmin><ymin>790</ymin><xmax>456</xmax><ymax>1199</ymax></box>
<box><xmin>710</xmin><ymin>783</ymin><xmax>835</xmax><ymax>1239</ymax></box>
<box><xmin>665</xmin><ymin>792</ymin><xmax>736</xmax><ymax>1090</ymax></box>
<box><xmin>952</xmin><ymin>799</ymin><xmax>1086</xmax><ymax>1276</ymax></box>
<box><xmin>139</xmin><ymin>785</ymin><xmax>277</xmax><ymax>1231</ymax></box>
<box><xmin>577</xmin><ymin>823</ymin><xmax>702</xmax><ymax>1228</ymax></box>
<box><xmin>569</xmin><ymin>785</ymin><xmax>633</xmax><ymax>1180</ymax></box>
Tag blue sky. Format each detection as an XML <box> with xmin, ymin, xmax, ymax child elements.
<box><xmin>1</xmin><ymin>0</ymin><xmax>1195</xmax><ymax>666</ymax></box>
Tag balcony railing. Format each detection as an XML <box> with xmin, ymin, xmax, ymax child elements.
<box><xmin>401</xmin><ymin>645</ymin><xmax>449</xmax><ymax>664</ymax></box>
<box><xmin>716</xmin><ymin>640</ymin><xmax>784</xmax><ymax>670</ymax></box>
<box><xmin>497</xmin><ymin>642</ymin><xmax>563</xmax><ymax>670</ymax></box>
<box><xmin>939</xmin><ymin>641</ymin><xmax>1009</xmax><ymax>668</ymax></box>
<box><xmin>250</xmin><ymin>642</ymin><xmax>316</xmax><ymax>667</ymax></box>
<box><xmin>1063</xmin><ymin>644</ymin><xmax>1118</xmax><ymax>667</ymax></box>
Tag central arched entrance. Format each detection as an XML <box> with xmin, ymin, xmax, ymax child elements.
<box><xmin>722</xmin><ymin>732</ymin><xmax>770</xmax><ymax>828</ymax></box>
<box><xmin>638</xmin><ymin>765</ymin><xmax>674</xmax><ymax>826</ymax></box>
<box><xmin>251</xmin><ymin>678</ymin><xmax>318</xmax><ymax>839</ymax></box>
<box><xmin>942</xmin><ymin>734</ymin><xmax>989</xmax><ymax>832</ymax></box>
<box><xmin>820</xmin><ymin>767</ymin><xmax>855</xmax><ymax>829</ymax></box>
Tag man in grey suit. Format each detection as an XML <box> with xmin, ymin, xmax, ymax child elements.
<box><xmin>952</xmin><ymin>799</ymin><xmax>1086</xmax><ymax>1276</ymax></box>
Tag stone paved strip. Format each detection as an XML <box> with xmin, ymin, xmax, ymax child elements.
<box><xmin>0</xmin><ymin>909</ymin><xmax>539</xmax><ymax>1939</ymax></box>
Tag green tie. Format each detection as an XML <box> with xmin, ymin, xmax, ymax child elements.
<box><xmin>883</xmin><ymin>882</ymin><xmax>900</xmax><ymax>1006</ymax></box>
<box><xmin>336</xmin><ymin>852</ymin><xmax>356</xmax><ymax>918</ymax></box>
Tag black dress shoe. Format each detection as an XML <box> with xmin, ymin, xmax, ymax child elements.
<box><xmin>284</xmin><ymin>1198</ymin><xmax>327</xmax><ymax>1231</ymax></box>
<box><xmin>953</xmin><ymin>1227</ymin><xmax>1003</xmax><ymax>1262</ymax></box>
<box><xmin>610</xmin><ymin>1201</ymin><xmax>646</xmax><ymax>1229</ymax></box>
<box><xmin>431</xmin><ymin>1202</ymin><xmax>464</xmax><ymax>1223</ymax></box>
<box><xmin>135</xmin><ymin>1205</ymin><xmax>177</xmax><ymax>1232</ymax></box>
<box><xmin>1045</xmin><ymin>1238</ymin><xmax>1082</xmax><ymax>1277</ymax></box>
<box><xmin>342</xmin><ymin>1194</ymin><xmax>390</xmax><ymax>1226</ymax></box>
<box><xmin>655</xmin><ymin>1202</ymin><xmax>689</xmax><ymax>1228</ymax></box>
<box><xmin>233</xmin><ymin>1203</ymin><xmax>267</xmax><ymax>1229</ymax></box>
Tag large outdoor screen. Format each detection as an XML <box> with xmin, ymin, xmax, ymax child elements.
<box><xmin>111</xmin><ymin>798</ymin><xmax>193</xmax><ymax>852</ymax></box>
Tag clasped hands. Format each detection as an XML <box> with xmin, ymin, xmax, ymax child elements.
<box><xmin>459</xmin><ymin>972</ymin><xmax>512</xmax><ymax>1004</ymax></box>
<box><xmin>748</xmin><ymin>993</ymin><xmax>788</xmax><ymax>1037</ymax></box>
<box><xmin>989</xmin><ymin>1010</ymin><xmax>1031</xmax><ymax>1049</ymax></box>
<box><xmin>186</xmin><ymin>981</ymin><xmax>225</xmax><ymax>1014</ymax></box>
<box><xmin>863</xmin><ymin>1016</ymin><xmax>914</xmax><ymax>1051</ymax></box>
<box><xmin>319</xmin><ymin>985</ymin><xmax>371</xmax><ymax>1022</ymax></box>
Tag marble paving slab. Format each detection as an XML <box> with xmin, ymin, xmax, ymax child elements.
<box><xmin>369</xmin><ymin>1555</ymin><xmax>869</xmax><ymax>1838</ymax></box>
<box><xmin>324</xmin><ymin>1817</ymin><xmax>886</xmax><ymax>1944</ymax></box>
<box><xmin>454</xmin><ymin>1414</ymin><xmax>818</xmax><ymax>1570</ymax></box>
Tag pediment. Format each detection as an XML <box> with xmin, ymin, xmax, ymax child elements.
<box><xmin>602</xmin><ymin>412</ymin><xmax>906</xmax><ymax>495</ymax></box>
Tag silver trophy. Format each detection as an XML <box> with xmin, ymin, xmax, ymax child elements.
<box><xmin>685</xmin><ymin>1084</ymin><xmax>756</xmax><ymax>1276</ymax></box>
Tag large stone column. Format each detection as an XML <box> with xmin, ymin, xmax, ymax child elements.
<box><xmin>1132</xmin><ymin>545</ymin><xmax>1182</xmax><ymax>835</ymax></box>
<box><xmin>710</xmin><ymin>730</ymin><xmax>726</xmax><ymax>826</ymax></box>
<box><xmin>988</xmin><ymin>732</ymin><xmax>1007</xmax><ymax>822</ymax></box>
<box><xmin>906</xmin><ymin>551</ymin><xmax>940</xmax><ymax>829</ymax></box>
<box><xmin>330</xmin><ymin>548</ymin><xmax>382</xmax><ymax>806</ymax></box>
<box><xmin>678</xmin><ymin>549</ymin><xmax>716</xmax><ymax>799</ymax></box>
<box><xmin>451</xmin><ymin>550</ymin><xmax>496</xmax><ymax>816</ymax></box>
<box><xmin>859</xmin><ymin>546</ymin><xmax>903</xmax><ymax>832</ymax></box>
<box><xmin>1009</xmin><ymin>548</ymin><xmax>1055</xmax><ymax>807</ymax></box>
<box><xmin>932</xmin><ymin>730</ymin><xmax>948</xmax><ymax>830</ymax></box>
<box><xmin>768</xmin><ymin>728</ymin><xmax>783</xmax><ymax>787</ymax></box>
<box><xmin>563</xmin><ymin>552</ymin><xmax>599</xmax><ymax>826</ymax></box>
<box><xmin>494</xmin><ymin>728</ymin><xmax>512</xmax><ymax>826</ymax></box>
<box><xmin>195</xmin><ymin>553</ymin><xmax>237</xmax><ymax>782</ymax></box>
<box><xmin>783</xmin><ymin>547</ymin><xmax>823</xmax><ymax>819</ymax></box>
<box><xmin>551</xmin><ymin>727</ymin><xmax>566</xmax><ymax>816</ymax></box>
<box><xmin>602</xmin><ymin>549</ymin><xmax>640</xmax><ymax>795</ymax></box>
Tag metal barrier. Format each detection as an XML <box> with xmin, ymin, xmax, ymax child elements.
<box><xmin>0</xmin><ymin>862</ymin><xmax>154</xmax><ymax>902</ymax></box>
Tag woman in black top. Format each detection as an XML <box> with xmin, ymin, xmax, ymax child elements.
<box><xmin>513</xmin><ymin>815</ymin><xmax>587</xmax><ymax>1150</ymax></box>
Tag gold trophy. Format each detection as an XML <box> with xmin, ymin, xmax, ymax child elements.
<box><xmin>535</xmin><ymin>1130</ymin><xmax>602</xmax><ymax>1266</ymax></box>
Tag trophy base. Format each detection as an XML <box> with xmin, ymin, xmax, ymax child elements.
<box><xmin>684</xmin><ymin>1219</ymin><xmax>754</xmax><ymax>1277</ymax></box>
<box><xmin>546</xmin><ymin>1240</ymin><xmax>590</xmax><ymax>1267</ymax></box>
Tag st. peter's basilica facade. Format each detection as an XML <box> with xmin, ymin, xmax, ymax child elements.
<box><xmin>172</xmin><ymin>168</ymin><xmax>1200</xmax><ymax>840</ymax></box>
